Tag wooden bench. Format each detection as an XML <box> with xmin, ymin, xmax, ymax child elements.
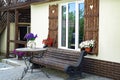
<box><xmin>31</xmin><ymin>48</ymin><xmax>87</xmax><ymax>78</ymax></box>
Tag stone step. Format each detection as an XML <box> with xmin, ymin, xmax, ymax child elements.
<box><xmin>2</xmin><ymin>58</ymin><xmax>25</xmax><ymax>67</ymax></box>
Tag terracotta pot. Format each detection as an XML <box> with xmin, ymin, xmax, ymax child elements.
<box><xmin>85</xmin><ymin>48</ymin><xmax>92</xmax><ymax>52</ymax></box>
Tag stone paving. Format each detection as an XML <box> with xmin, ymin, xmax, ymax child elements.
<box><xmin>0</xmin><ymin>58</ymin><xmax>113</xmax><ymax>80</ymax></box>
<box><xmin>0</xmin><ymin>63</ymin><xmax>14</xmax><ymax>70</ymax></box>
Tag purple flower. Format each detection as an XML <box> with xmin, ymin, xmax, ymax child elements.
<box><xmin>13</xmin><ymin>50</ymin><xmax>25</xmax><ymax>57</ymax></box>
<box><xmin>24</xmin><ymin>33</ymin><xmax>37</xmax><ymax>40</ymax></box>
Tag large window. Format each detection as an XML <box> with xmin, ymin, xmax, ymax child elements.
<box><xmin>59</xmin><ymin>1</ymin><xmax>84</xmax><ymax>50</ymax></box>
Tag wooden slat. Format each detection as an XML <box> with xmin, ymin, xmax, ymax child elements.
<box><xmin>48</xmin><ymin>5</ymin><xmax>58</xmax><ymax>47</ymax></box>
<box><xmin>0</xmin><ymin>12</ymin><xmax>7</xmax><ymax>34</ymax></box>
<box><xmin>84</xmin><ymin>0</ymin><xmax>99</xmax><ymax>55</ymax></box>
<box><xmin>9</xmin><ymin>40</ymin><xmax>27</xmax><ymax>45</ymax></box>
<box><xmin>0</xmin><ymin>0</ymin><xmax>5</xmax><ymax>7</ymax></box>
<box><xmin>32</xmin><ymin>48</ymin><xmax>80</xmax><ymax>71</ymax></box>
<box><xmin>0</xmin><ymin>0</ymin><xmax>59</xmax><ymax>11</ymax></box>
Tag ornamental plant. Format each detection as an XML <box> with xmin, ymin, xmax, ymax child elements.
<box><xmin>79</xmin><ymin>40</ymin><xmax>95</xmax><ymax>48</ymax></box>
<box><xmin>13</xmin><ymin>49</ymin><xmax>25</xmax><ymax>57</ymax></box>
<box><xmin>42</xmin><ymin>38</ymin><xmax>53</xmax><ymax>48</ymax></box>
<box><xmin>24</xmin><ymin>33</ymin><xmax>37</xmax><ymax>41</ymax></box>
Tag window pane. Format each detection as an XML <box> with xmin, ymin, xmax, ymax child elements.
<box><xmin>79</xmin><ymin>3</ymin><xmax>84</xmax><ymax>47</ymax></box>
<box><xmin>68</xmin><ymin>3</ymin><xmax>75</xmax><ymax>49</ymax></box>
<box><xmin>61</xmin><ymin>5</ymin><xmax>66</xmax><ymax>47</ymax></box>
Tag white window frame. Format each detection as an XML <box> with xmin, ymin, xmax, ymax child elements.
<box><xmin>58</xmin><ymin>1</ymin><xmax>84</xmax><ymax>51</ymax></box>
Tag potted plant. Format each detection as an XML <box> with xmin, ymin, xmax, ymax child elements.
<box><xmin>42</xmin><ymin>38</ymin><xmax>53</xmax><ymax>48</ymax></box>
<box><xmin>13</xmin><ymin>33</ymin><xmax>37</xmax><ymax>60</ymax></box>
<box><xmin>13</xmin><ymin>50</ymin><xmax>25</xmax><ymax>60</ymax></box>
<box><xmin>79</xmin><ymin>40</ymin><xmax>95</xmax><ymax>52</ymax></box>
<box><xmin>24</xmin><ymin>33</ymin><xmax>37</xmax><ymax>48</ymax></box>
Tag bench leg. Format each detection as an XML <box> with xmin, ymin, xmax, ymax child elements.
<box><xmin>66</xmin><ymin>67</ymin><xmax>83</xmax><ymax>80</ymax></box>
<box><xmin>39</xmin><ymin>65</ymin><xmax>50</xmax><ymax>78</ymax></box>
<box><xmin>66</xmin><ymin>75</ymin><xmax>83</xmax><ymax>80</ymax></box>
<box><xmin>31</xmin><ymin>63</ymin><xmax>40</xmax><ymax>73</ymax></box>
<box><xmin>31</xmin><ymin>63</ymin><xmax>50</xmax><ymax>78</ymax></box>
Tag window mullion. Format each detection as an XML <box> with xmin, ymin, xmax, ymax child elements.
<box><xmin>75</xmin><ymin>2</ymin><xmax>79</xmax><ymax>50</ymax></box>
<box><xmin>58</xmin><ymin>4</ymin><xmax>62</xmax><ymax>48</ymax></box>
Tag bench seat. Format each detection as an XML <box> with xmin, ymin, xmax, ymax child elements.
<box><xmin>32</xmin><ymin>57</ymin><xmax>77</xmax><ymax>71</ymax></box>
<box><xmin>31</xmin><ymin>48</ymin><xmax>87</xmax><ymax>78</ymax></box>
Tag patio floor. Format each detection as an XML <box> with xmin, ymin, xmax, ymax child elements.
<box><xmin>0</xmin><ymin>58</ymin><xmax>113</xmax><ymax>80</ymax></box>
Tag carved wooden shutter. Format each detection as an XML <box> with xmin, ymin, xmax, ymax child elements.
<box><xmin>48</xmin><ymin>5</ymin><xmax>58</xmax><ymax>48</ymax></box>
<box><xmin>84</xmin><ymin>0</ymin><xmax>99</xmax><ymax>55</ymax></box>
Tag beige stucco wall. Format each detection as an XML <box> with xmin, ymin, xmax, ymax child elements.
<box><xmin>31</xmin><ymin>0</ymin><xmax>120</xmax><ymax>63</ymax></box>
<box><xmin>0</xmin><ymin>23</ymin><xmax>15</xmax><ymax>54</ymax></box>
<box><xmin>9</xmin><ymin>23</ymin><xmax>15</xmax><ymax>51</ymax></box>
<box><xmin>98</xmin><ymin>0</ymin><xmax>120</xmax><ymax>62</ymax></box>
<box><xmin>31</xmin><ymin>0</ymin><xmax>82</xmax><ymax>47</ymax></box>
<box><xmin>0</xmin><ymin>27</ymin><xmax>7</xmax><ymax>54</ymax></box>
<box><xmin>87</xmin><ymin>0</ymin><xmax>120</xmax><ymax>63</ymax></box>
<box><xmin>31</xmin><ymin>3</ymin><xmax>49</xmax><ymax>47</ymax></box>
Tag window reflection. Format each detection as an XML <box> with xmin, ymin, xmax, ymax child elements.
<box><xmin>68</xmin><ymin>3</ymin><xmax>75</xmax><ymax>49</ymax></box>
<box><xmin>79</xmin><ymin>3</ymin><xmax>84</xmax><ymax>47</ymax></box>
<box><xmin>60</xmin><ymin>1</ymin><xmax>84</xmax><ymax>50</ymax></box>
<box><xmin>61</xmin><ymin>5</ymin><xmax>66</xmax><ymax>47</ymax></box>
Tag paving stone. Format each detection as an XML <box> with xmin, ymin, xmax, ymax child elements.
<box><xmin>0</xmin><ymin>58</ymin><xmax>113</xmax><ymax>80</ymax></box>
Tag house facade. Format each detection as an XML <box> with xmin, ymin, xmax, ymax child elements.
<box><xmin>0</xmin><ymin>0</ymin><xmax>120</xmax><ymax>79</ymax></box>
<box><xmin>31</xmin><ymin>0</ymin><xmax>120</xmax><ymax>79</ymax></box>
<box><xmin>31</xmin><ymin>0</ymin><xmax>120</xmax><ymax>63</ymax></box>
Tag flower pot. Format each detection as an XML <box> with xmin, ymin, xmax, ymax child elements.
<box><xmin>85</xmin><ymin>48</ymin><xmax>92</xmax><ymax>52</ymax></box>
<box><xmin>27</xmin><ymin>40</ymin><xmax>36</xmax><ymax>48</ymax></box>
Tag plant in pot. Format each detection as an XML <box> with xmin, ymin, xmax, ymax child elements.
<box><xmin>24</xmin><ymin>33</ymin><xmax>37</xmax><ymax>48</ymax></box>
<box><xmin>13</xmin><ymin>33</ymin><xmax>37</xmax><ymax>60</ymax></box>
<box><xmin>42</xmin><ymin>38</ymin><xmax>53</xmax><ymax>48</ymax></box>
<box><xmin>79</xmin><ymin>40</ymin><xmax>95</xmax><ymax>52</ymax></box>
<box><xmin>13</xmin><ymin>50</ymin><xmax>25</xmax><ymax>60</ymax></box>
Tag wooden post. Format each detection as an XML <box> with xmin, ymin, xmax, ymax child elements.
<box><xmin>6</xmin><ymin>11</ymin><xmax>10</xmax><ymax>58</ymax></box>
<box><xmin>15</xmin><ymin>9</ymin><xmax>19</xmax><ymax>49</ymax></box>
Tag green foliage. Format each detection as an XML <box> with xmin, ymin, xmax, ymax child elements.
<box><xmin>68</xmin><ymin>26</ymin><xmax>75</xmax><ymax>48</ymax></box>
<box><xmin>79</xmin><ymin>8</ymin><xmax>84</xmax><ymax>43</ymax></box>
<box><xmin>79</xmin><ymin>17</ymin><xmax>84</xmax><ymax>43</ymax></box>
<box><xmin>61</xmin><ymin>3</ymin><xmax>84</xmax><ymax>49</ymax></box>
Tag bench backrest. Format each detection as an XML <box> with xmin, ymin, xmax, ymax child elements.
<box><xmin>44</xmin><ymin>48</ymin><xmax>81</xmax><ymax>62</ymax></box>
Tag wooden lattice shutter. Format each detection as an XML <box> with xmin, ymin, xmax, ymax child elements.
<box><xmin>84</xmin><ymin>0</ymin><xmax>99</xmax><ymax>55</ymax></box>
<box><xmin>48</xmin><ymin>5</ymin><xmax>58</xmax><ymax>48</ymax></box>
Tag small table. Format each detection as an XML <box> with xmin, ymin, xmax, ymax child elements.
<box><xmin>16</xmin><ymin>47</ymin><xmax>47</xmax><ymax>53</ymax></box>
<box><xmin>15</xmin><ymin>47</ymin><xmax>47</xmax><ymax>80</ymax></box>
